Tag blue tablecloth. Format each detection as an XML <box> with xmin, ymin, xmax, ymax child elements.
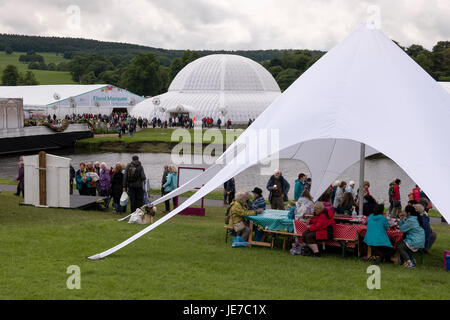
<box><xmin>246</xmin><ymin>209</ymin><xmax>294</xmax><ymax>233</ymax></box>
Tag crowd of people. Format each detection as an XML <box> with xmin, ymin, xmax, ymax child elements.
<box><xmin>226</xmin><ymin>169</ymin><xmax>437</xmax><ymax>268</ymax></box>
<box><xmin>26</xmin><ymin>112</ymin><xmax>237</xmax><ymax>133</ymax></box>
<box><xmin>201</xmin><ymin>117</ymin><xmax>234</xmax><ymax>129</ymax></box>
<box><xmin>69</xmin><ymin>157</ymin><xmax>181</xmax><ymax>215</ymax></box>
<box><xmin>10</xmin><ymin>154</ymin><xmax>439</xmax><ymax>268</ymax></box>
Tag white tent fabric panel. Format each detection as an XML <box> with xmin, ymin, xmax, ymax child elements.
<box><xmin>151</xmin><ymin>139</ymin><xmax>379</xmax><ymax>207</ymax></box>
<box><xmin>169</xmin><ymin>54</ymin><xmax>280</xmax><ymax>93</ymax></box>
<box><xmin>438</xmin><ymin>81</ymin><xmax>450</xmax><ymax>94</ymax></box>
<box><xmin>89</xmin><ymin>24</ymin><xmax>450</xmax><ymax>260</ymax></box>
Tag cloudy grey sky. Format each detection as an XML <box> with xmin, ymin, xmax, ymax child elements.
<box><xmin>0</xmin><ymin>0</ymin><xmax>448</xmax><ymax>51</ymax></box>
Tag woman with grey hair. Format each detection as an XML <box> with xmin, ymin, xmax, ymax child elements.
<box><xmin>333</xmin><ymin>181</ymin><xmax>347</xmax><ymax>209</ymax></box>
<box><xmin>98</xmin><ymin>162</ymin><xmax>110</xmax><ymax>197</ymax></box>
<box><xmin>228</xmin><ymin>191</ymin><xmax>256</xmax><ymax>241</ymax></box>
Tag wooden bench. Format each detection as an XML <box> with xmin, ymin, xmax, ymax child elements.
<box><xmin>246</xmin><ymin>221</ymin><xmax>360</xmax><ymax>257</ymax></box>
<box><xmin>322</xmin><ymin>238</ymin><xmax>360</xmax><ymax>258</ymax></box>
<box><xmin>263</xmin><ymin>229</ymin><xmax>302</xmax><ymax>250</ymax></box>
<box><xmin>367</xmin><ymin>246</ymin><xmax>423</xmax><ymax>265</ymax></box>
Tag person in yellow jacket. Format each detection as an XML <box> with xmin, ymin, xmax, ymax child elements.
<box><xmin>228</xmin><ymin>191</ymin><xmax>257</xmax><ymax>241</ymax></box>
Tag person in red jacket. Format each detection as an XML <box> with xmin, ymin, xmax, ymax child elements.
<box><xmin>412</xmin><ymin>185</ymin><xmax>421</xmax><ymax>202</ymax></box>
<box><xmin>392</xmin><ymin>179</ymin><xmax>402</xmax><ymax>218</ymax></box>
<box><xmin>301</xmin><ymin>202</ymin><xmax>336</xmax><ymax>257</ymax></box>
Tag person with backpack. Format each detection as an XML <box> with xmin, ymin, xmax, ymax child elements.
<box><xmin>162</xmin><ymin>165</ymin><xmax>178</xmax><ymax>212</ymax></box>
<box><xmin>123</xmin><ymin>155</ymin><xmax>146</xmax><ymax>213</ymax></box>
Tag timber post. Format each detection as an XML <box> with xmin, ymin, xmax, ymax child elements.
<box><xmin>39</xmin><ymin>151</ymin><xmax>47</xmax><ymax>206</ymax></box>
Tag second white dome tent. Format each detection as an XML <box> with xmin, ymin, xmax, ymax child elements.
<box><xmin>131</xmin><ymin>54</ymin><xmax>281</xmax><ymax>124</ymax></box>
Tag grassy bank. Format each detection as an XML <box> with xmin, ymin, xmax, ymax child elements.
<box><xmin>0</xmin><ymin>191</ymin><xmax>449</xmax><ymax>300</ymax></box>
<box><xmin>75</xmin><ymin>128</ymin><xmax>243</xmax><ymax>153</ymax></box>
<box><xmin>0</xmin><ymin>52</ymin><xmax>76</xmax><ymax>85</ymax></box>
<box><xmin>0</xmin><ymin>178</ymin><xmax>16</xmax><ymax>185</ymax></box>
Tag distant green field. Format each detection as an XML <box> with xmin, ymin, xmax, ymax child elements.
<box><xmin>0</xmin><ymin>51</ymin><xmax>76</xmax><ymax>85</ymax></box>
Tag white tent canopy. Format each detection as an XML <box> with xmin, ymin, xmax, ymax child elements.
<box><xmin>89</xmin><ymin>24</ymin><xmax>450</xmax><ymax>260</ymax></box>
<box><xmin>151</xmin><ymin>139</ymin><xmax>379</xmax><ymax>207</ymax></box>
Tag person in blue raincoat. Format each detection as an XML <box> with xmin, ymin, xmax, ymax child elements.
<box><xmin>163</xmin><ymin>165</ymin><xmax>178</xmax><ymax>212</ymax></box>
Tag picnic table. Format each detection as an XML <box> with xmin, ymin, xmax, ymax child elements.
<box><xmin>245</xmin><ymin>209</ymin><xmax>298</xmax><ymax>249</ymax></box>
<box><xmin>246</xmin><ymin>209</ymin><xmax>294</xmax><ymax>232</ymax></box>
<box><xmin>333</xmin><ymin>215</ymin><xmax>368</xmax><ymax>224</ymax></box>
<box><xmin>243</xmin><ymin>210</ymin><xmax>404</xmax><ymax>258</ymax></box>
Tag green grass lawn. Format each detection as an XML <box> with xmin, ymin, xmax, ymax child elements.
<box><xmin>0</xmin><ymin>191</ymin><xmax>449</xmax><ymax>300</ymax></box>
<box><xmin>76</xmin><ymin>128</ymin><xmax>244</xmax><ymax>153</ymax></box>
<box><xmin>0</xmin><ymin>178</ymin><xmax>16</xmax><ymax>185</ymax></box>
<box><xmin>80</xmin><ymin>128</ymin><xmax>243</xmax><ymax>145</ymax></box>
<box><xmin>0</xmin><ymin>52</ymin><xmax>76</xmax><ymax>85</ymax></box>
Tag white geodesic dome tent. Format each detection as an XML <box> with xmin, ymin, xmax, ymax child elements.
<box><xmin>131</xmin><ymin>54</ymin><xmax>281</xmax><ymax>124</ymax></box>
<box><xmin>90</xmin><ymin>24</ymin><xmax>450</xmax><ymax>260</ymax></box>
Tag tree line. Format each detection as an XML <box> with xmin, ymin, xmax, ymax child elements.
<box><xmin>262</xmin><ymin>41</ymin><xmax>450</xmax><ymax>91</ymax></box>
<box><xmin>1</xmin><ymin>33</ymin><xmax>449</xmax><ymax>95</ymax></box>
<box><xmin>0</xmin><ymin>34</ymin><xmax>289</xmax><ymax>67</ymax></box>
<box><xmin>1</xmin><ymin>65</ymin><xmax>39</xmax><ymax>85</ymax></box>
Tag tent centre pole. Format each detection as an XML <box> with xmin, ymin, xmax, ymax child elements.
<box><xmin>358</xmin><ymin>143</ymin><xmax>366</xmax><ymax>215</ymax></box>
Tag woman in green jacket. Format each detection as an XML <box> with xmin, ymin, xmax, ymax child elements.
<box><xmin>364</xmin><ymin>204</ymin><xmax>394</xmax><ymax>264</ymax></box>
<box><xmin>397</xmin><ymin>205</ymin><xmax>425</xmax><ymax>268</ymax></box>
<box><xmin>162</xmin><ymin>165</ymin><xmax>178</xmax><ymax>212</ymax></box>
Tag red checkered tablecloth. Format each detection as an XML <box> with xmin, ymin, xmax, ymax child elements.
<box><xmin>358</xmin><ymin>227</ymin><xmax>403</xmax><ymax>248</ymax></box>
<box><xmin>294</xmin><ymin>220</ymin><xmax>364</xmax><ymax>240</ymax></box>
<box><xmin>293</xmin><ymin>219</ymin><xmax>404</xmax><ymax>251</ymax></box>
<box><xmin>294</xmin><ymin>220</ymin><xmax>365</xmax><ymax>248</ymax></box>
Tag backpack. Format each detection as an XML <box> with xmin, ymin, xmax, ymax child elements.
<box><xmin>127</xmin><ymin>166</ymin><xmax>139</xmax><ymax>183</ymax></box>
<box><xmin>224</xmin><ymin>204</ymin><xmax>233</xmax><ymax>225</ymax></box>
<box><xmin>290</xmin><ymin>243</ymin><xmax>302</xmax><ymax>255</ymax></box>
<box><xmin>388</xmin><ymin>184</ymin><xmax>395</xmax><ymax>197</ymax></box>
